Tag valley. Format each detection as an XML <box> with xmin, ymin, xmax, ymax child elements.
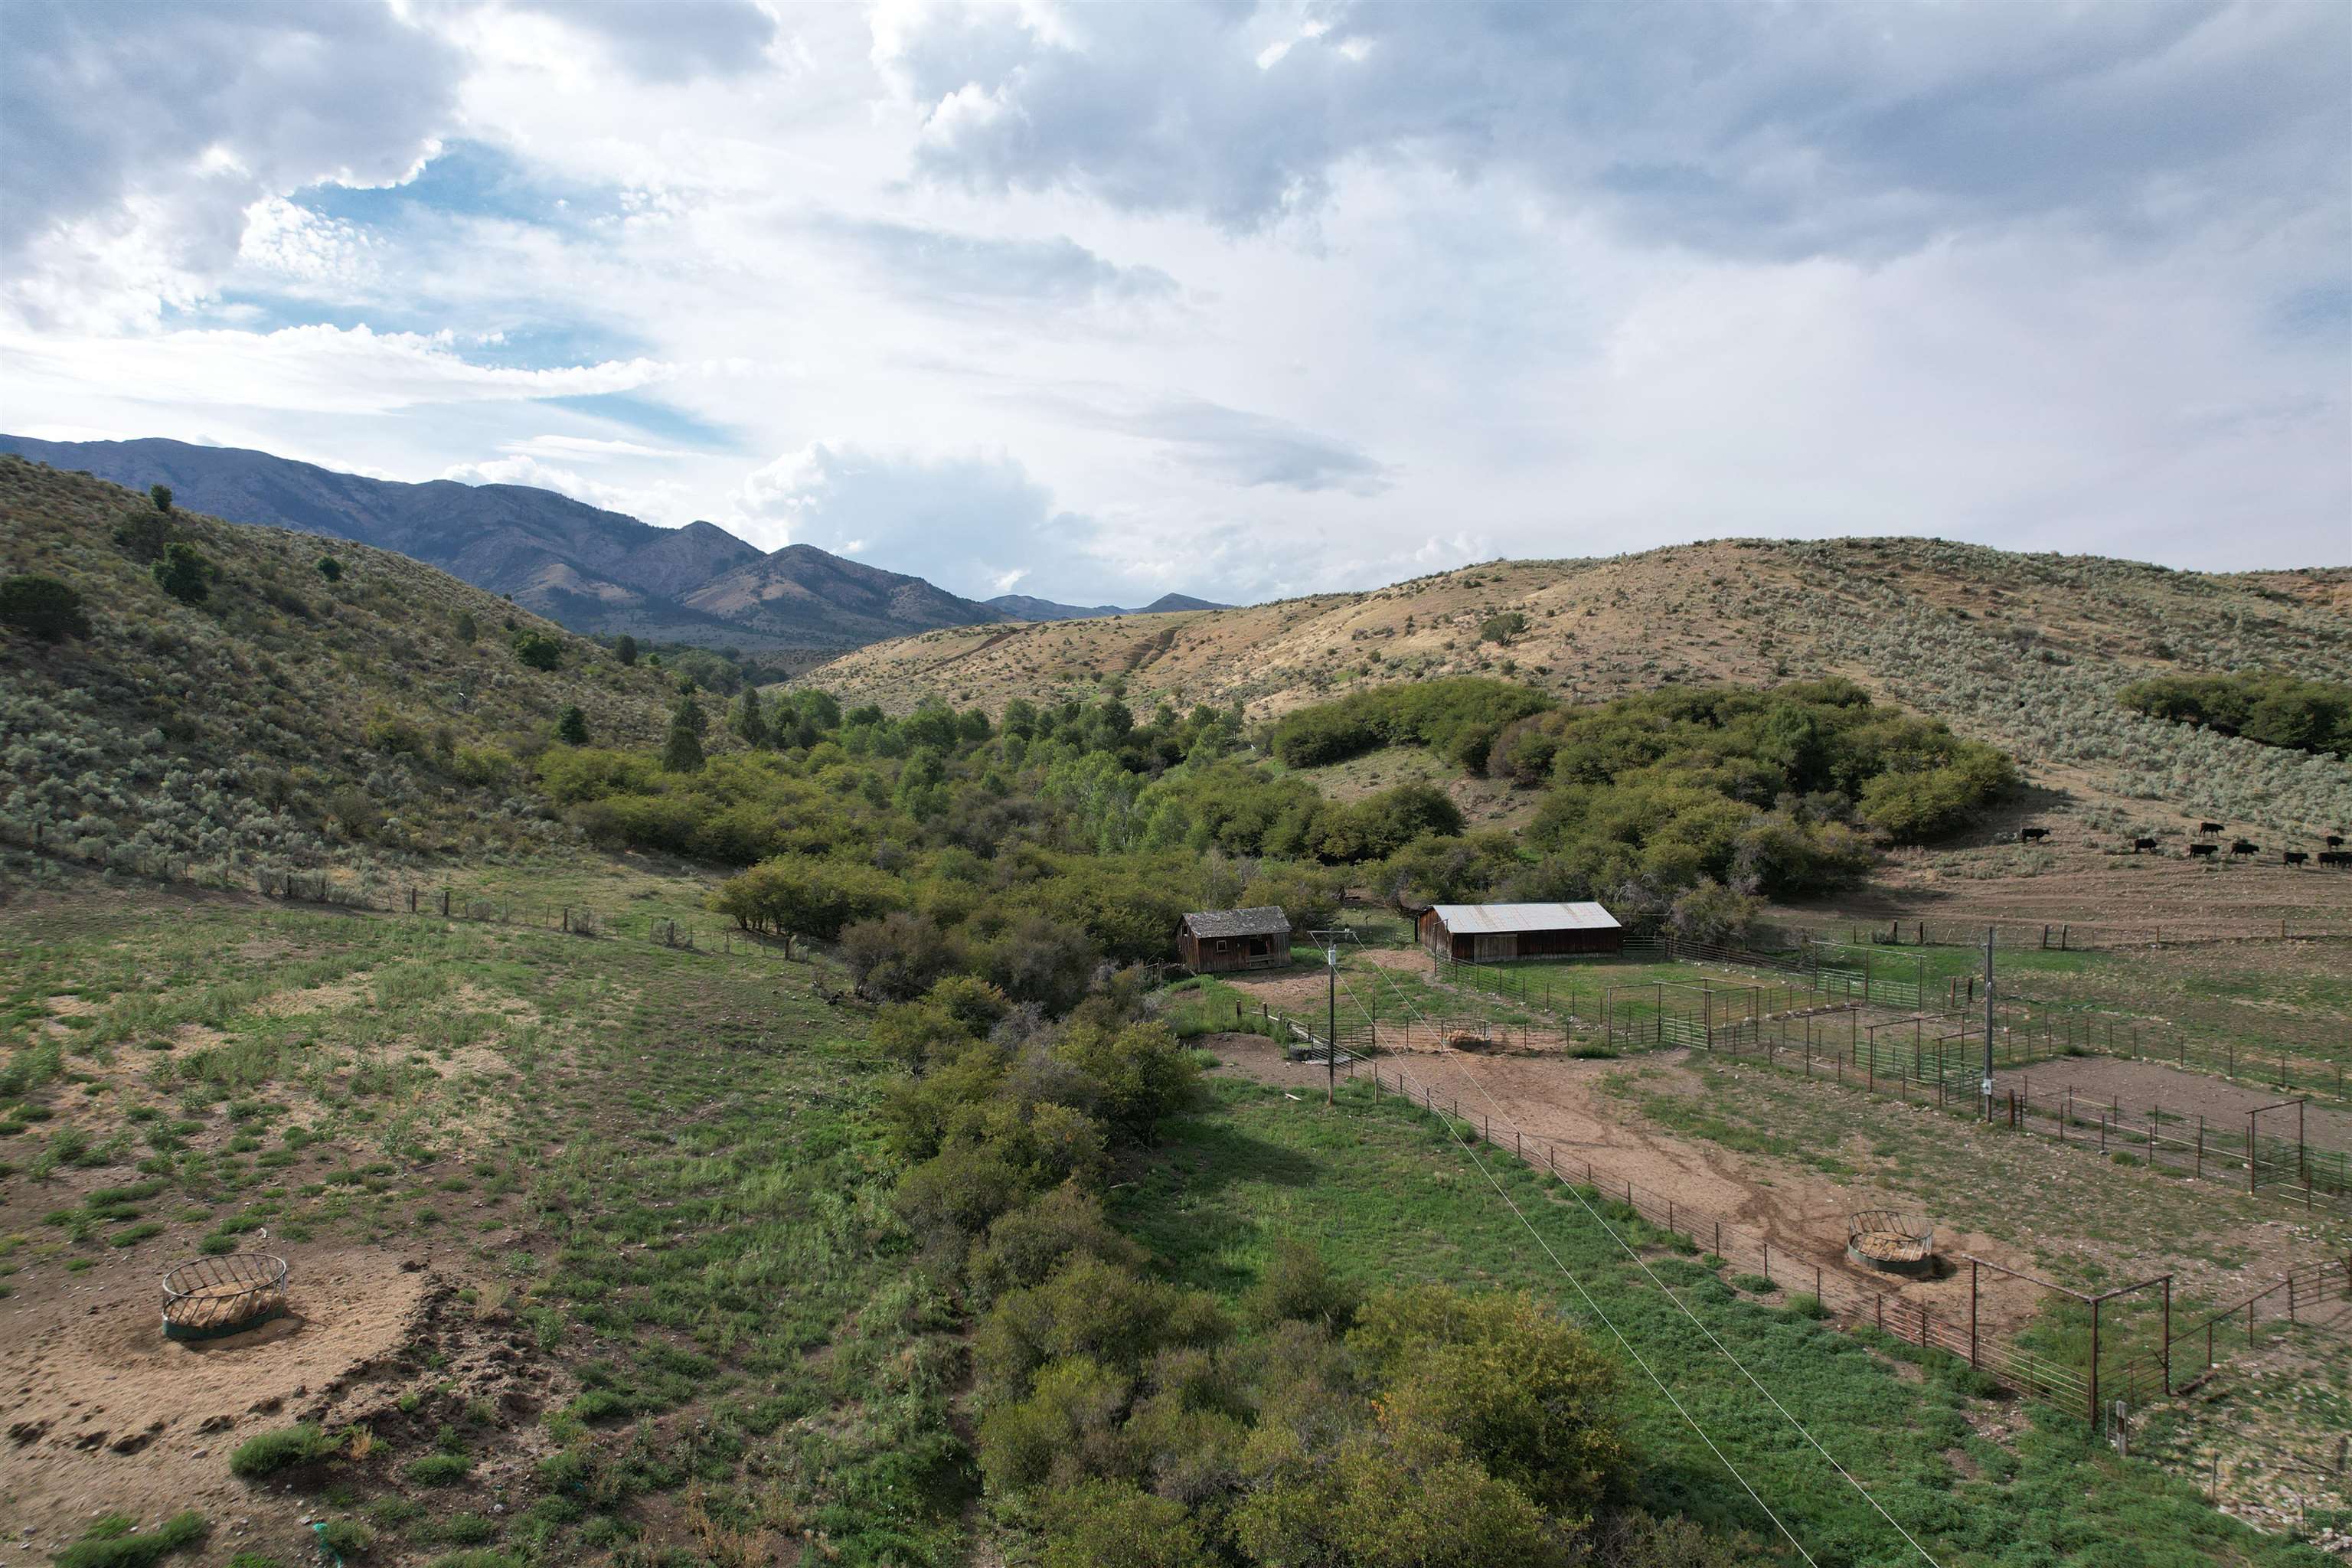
<box><xmin>3</xmin><ymin>464</ymin><xmax>2347</xmax><ymax>1567</ymax></box>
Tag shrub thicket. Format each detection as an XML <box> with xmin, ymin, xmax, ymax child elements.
<box><xmin>511</xmin><ymin>628</ymin><xmax>564</xmax><ymax>671</ymax></box>
<box><xmin>1267</xmin><ymin>677</ymin><xmax>1553</xmax><ymax>770</ymax></box>
<box><xmin>0</xmin><ymin>573</ymin><xmax>90</xmax><ymax>641</ymax></box>
<box><xmin>2119</xmin><ymin>670</ymin><xmax>2352</xmax><ymax>760</ymax></box>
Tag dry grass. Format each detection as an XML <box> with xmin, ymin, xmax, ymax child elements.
<box><xmin>814</xmin><ymin>538</ymin><xmax>2352</xmax><ymax>838</ymax></box>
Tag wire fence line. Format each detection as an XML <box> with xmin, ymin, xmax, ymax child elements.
<box><xmin>1423</xmin><ymin>944</ymin><xmax>2352</xmax><ymax>1214</ymax></box>
<box><xmin>1764</xmin><ymin>913</ymin><xmax>2352</xmax><ymax>952</ymax></box>
<box><xmin>1436</xmin><ymin>931</ymin><xmax>2352</xmax><ymax>1106</ymax></box>
<box><xmin>1202</xmin><ymin>981</ymin><xmax>2352</xmax><ymax>1432</ymax></box>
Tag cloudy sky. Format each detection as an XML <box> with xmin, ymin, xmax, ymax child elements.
<box><xmin>3</xmin><ymin>2</ymin><xmax>2346</xmax><ymax>604</ymax></box>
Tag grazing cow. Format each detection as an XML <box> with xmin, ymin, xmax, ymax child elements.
<box><xmin>2189</xmin><ymin>843</ymin><xmax>2219</xmax><ymax>858</ymax></box>
<box><xmin>2328</xmin><ymin>835</ymin><xmax>2346</xmax><ymax>848</ymax></box>
<box><xmin>2230</xmin><ymin>840</ymin><xmax>2259</xmax><ymax>857</ymax></box>
<box><xmin>2284</xmin><ymin>851</ymin><xmax>2309</xmax><ymax>866</ymax></box>
<box><xmin>2132</xmin><ymin>837</ymin><xmax>2158</xmax><ymax>852</ymax></box>
<box><xmin>2200</xmin><ymin>821</ymin><xmax>2225</xmax><ymax>835</ymax></box>
<box><xmin>2018</xmin><ymin>827</ymin><xmax>2050</xmax><ymax>843</ymax></box>
<box><xmin>2321</xmin><ymin>851</ymin><xmax>2351</xmax><ymax>867</ymax></box>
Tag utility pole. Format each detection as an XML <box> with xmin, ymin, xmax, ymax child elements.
<box><xmin>1326</xmin><ymin>940</ymin><xmax>1339</xmax><ymax>1107</ymax></box>
<box><xmin>1982</xmin><ymin>924</ymin><xmax>1997</xmax><ymax>1121</ymax></box>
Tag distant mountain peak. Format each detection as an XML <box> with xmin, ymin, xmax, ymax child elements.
<box><xmin>988</xmin><ymin>590</ymin><xmax>1232</xmax><ymax>622</ymax></box>
<box><xmin>0</xmin><ymin>433</ymin><xmax>998</xmax><ymax>652</ymax></box>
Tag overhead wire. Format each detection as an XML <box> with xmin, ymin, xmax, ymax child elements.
<box><xmin>1328</xmin><ymin>927</ymin><xmax>1945</xmax><ymax>1568</ymax></box>
<box><xmin>1289</xmin><ymin>928</ymin><xmax>1822</xmax><ymax>1566</ymax></box>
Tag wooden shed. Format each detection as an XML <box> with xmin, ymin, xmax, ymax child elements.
<box><xmin>1417</xmin><ymin>902</ymin><xmax>1622</xmax><ymax>962</ymax></box>
<box><xmin>1179</xmin><ymin>906</ymin><xmax>1292</xmax><ymax>972</ymax></box>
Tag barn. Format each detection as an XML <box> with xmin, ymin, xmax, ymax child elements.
<box><xmin>1178</xmin><ymin>906</ymin><xmax>1293</xmax><ymax>972</ymax></box>
<box><xmin>1418</xmin><ymin>901</ymin><xmax>1622</xmax><ymax>962</ymax></box>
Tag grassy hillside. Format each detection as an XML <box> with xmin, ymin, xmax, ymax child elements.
<box><xmin>813</xmin><ymin>540</ymin><xmax>2352</xmax><ymax>838</ymax></box>
<box><xmin>0</xmin><ymin>458</ymin><xmax>683</xmax><ymax>880</ymax></box>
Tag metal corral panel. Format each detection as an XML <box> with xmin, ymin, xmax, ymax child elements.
<box><xmin>1429</xmin><ymin>902</ymin><xmax>1620</xmax><ymax>936</ymax></box>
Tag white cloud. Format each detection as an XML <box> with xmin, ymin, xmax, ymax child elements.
<box><xmin>727</xmin><ymin>442</ymin><xmax>1098</xmax><ymax>599</ymax></box>
<box><xmin>2</xmin><ymin>0</ymin><xmax>459</xmax><ymax>327</ymax></box>
<box><xmin>0</xmin><ymin>0</ymin><xmax>2342</xmax><ymax>606</ymax></box>
<box><xmin>0</xmin><ymin>324</ymin><xmax>671</xmax><ymax>414</ymax></box>
<box><xmin>440</xmin><ymin>452</ymin><xmax>701</xmax><ymax>525</ymax></box>
<box><xmin>503</xmin><ymin>434</ymin><xmax>697</xmax><ymax>462</ymax></box>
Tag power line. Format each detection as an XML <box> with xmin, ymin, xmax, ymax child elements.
<box><xmin>1334</xmin><ymin>931</ymin><xmax>1945</xmax><ymax>1568</ymax></box>
<box><xmin>1302</xmin><ymin>943</ymin><xmax>1822</xmax><ymax>1564</ymax></box>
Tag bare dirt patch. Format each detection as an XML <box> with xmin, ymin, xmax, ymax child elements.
<box><xmin>253</xmin><ymin>973</ymin><xmax>374</xmax><ymax>1017</ymax></box>
<box><xmin>1992</xmin><ymin>1057</ymin><xmax>2352</xmax><ymax>1158</ymax></box>
<box><xmin>1</xmin><ymin>1246</ymin><xmax>435</xmax><ymax>1542</ymax></box>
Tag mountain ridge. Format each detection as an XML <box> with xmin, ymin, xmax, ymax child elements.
<box><xmin>986</xmin><ymin>590</ymin><xmax>1235</xmax><ymax>622</ymax></box>
<box><xmin>0</xmin><ymin>436</ymin><xmax>999</xmax><ymax>653</ymax></box>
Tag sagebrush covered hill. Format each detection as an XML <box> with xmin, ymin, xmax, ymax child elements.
<box><xmin>0</xmin><ymin>457</ymin><xmax>684</xmax><ymax>874</ymax></box>
<box><xmin>815</xmin><ymin>539</ymin><xmax>2352</xmax><ymax>837</ymax></box>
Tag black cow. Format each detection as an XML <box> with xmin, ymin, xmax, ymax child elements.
<box><xmin>2321</xmin><ymin>851</ymin><xmax>2350</xmax><ymax>867</ymax></box>
<box><xmin>2284</xmin><ymin>851</ymin><xmax>2309</xmax><ymax>866</ymax></box>
<box><xmin>2328</xmin><ymin>835</ymin><xmax>2345</xmax><ymax>848</ymax></box>
<box><xmin>2230</xmin><ymin>840</ymin><xmax>2259</xmax><ymax>857</ymax></box>
<box><xmin>2019</xmin><ymin>827</ymin><xmax>2050</xmax><ymax>843</ymax></box>
<box><xmin>2132</xmin><ymin>837</ymin><xmax>2158</xmax><ymax>852</ymax></box>
<box><xmin>2189</xmin><ymin>843</ymin><xmax>2219</xmax><ymax>858</ymax></box>
<box><xmin>2200</xmin><ymin>821</ymin><xmax>2225</xmax><ymax>834</ymax></box>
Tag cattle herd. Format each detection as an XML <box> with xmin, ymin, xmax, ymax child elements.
<box><xmin>2093</xmin><ymin>821</ymin><xmax>2352</xmax><ymax>867</ymax></box>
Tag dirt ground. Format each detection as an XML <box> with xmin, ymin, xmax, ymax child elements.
<box><xmin>1200</xmin><ymin>1031</ymin><xmax>2056</xmax><ymax>1341</ymax></box>
<box><xmin>0</xmin><ymin>1240</ymin><xmax>554</xmax><ymax>1557</ymax></box>
<box><xmin>1802</xmin><ymin>836</ymin><xmax>2352</xmax><ymax>933</ymax></box>
<box><xmin>1991</xmin><ymin>1057</ymin><xmax>2352</xmax><ymax>1158</ymax></box>
<box><xmin>3</xmin><ymin>1246</ymin><xmax>418</xmax><ymax>1538</ymax></box>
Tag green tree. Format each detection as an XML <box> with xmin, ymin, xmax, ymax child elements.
<box><xmin>315</xmin><ymin>555</ymin><xmax>342</xmax><ymax>581</ymax></box>
<box><xmin>613</xmin><ymin>633</ymin><xmax>639</xmax><ymax>666</ymax></box>
<box><xmin>149</xmin><ymin>482</ymin><xmax>173</xmax><ymax>513</ymax></box>
<box><xmin>555</xmin><ymin>704</ymin><xmax>590</xmax><ymax>746</ymax></box>
<box><xmin>511</xmin><ymin>629</ymin><xmax>564</xmax><ymax>671</ymax></box>
<box><xmin>452</xmin><ymin>611</ymin><xmax>477</xmax><ymax>645</ymax></box>
<box><xmin>152</xmin><ymin>542</ymin><xmax>211</xmax><ymax>604</ymax></box>
<box><xmin>1035</xmin><ymin>1479</ymin><xmax>1214</xmax><ymax>1568</ymax></box>
<box><xmin>1350</xmin><ymin>1286</ymin><xmax>1627</xmax><ymax>1518</ymax></box>
<box><xmin>661</xmin><ymin>720</ymin><xmax>705</xmax><ymax>773</ymax></box>
<box><xmin>1479</xmin><ymin>610</ymin><xmax>1530</xmax><ymax>644</ymax></box>
<box><xmin>709</xmin><ymin>853</ymin><xmax>904</xmax><ymax>942</ymax></box>
<box><xmin>733</xmin><ymin>684</ymin><xmax>770</xmax><ymax>747</ymax></box>
<box><xmin>113</xmin><ymin>505</ymin><xmax>176</xmax><ymax>562</ymax></box>
<box><xmin>0</xmin><ymin>575</ymin><xmax>90</xmax><ymax>641</ymax></box>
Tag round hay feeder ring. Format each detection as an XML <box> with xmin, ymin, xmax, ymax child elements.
<box><xmin>162</xmin><ymin>1253</ymin><xmax>289</xmax><ymax>1341</ymax></box>
<box><xmin>1846</xmin><ymin>1210</ymin><xmax>1936</xmax><ymax>1277</ymax></box>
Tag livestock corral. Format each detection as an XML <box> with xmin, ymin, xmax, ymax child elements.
<box><xmin>1157</xmin><ymin>906</ymin><xmax>2352</xmax><ymax>1539</ymax></box>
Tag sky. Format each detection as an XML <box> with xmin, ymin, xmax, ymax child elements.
<box><xmin>2</xmin><ymin>1</ymin><xmax>2346</xmax><ymax>606</ymax></box>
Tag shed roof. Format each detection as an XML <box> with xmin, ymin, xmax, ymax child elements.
<box><xmin>1427</xmin><ymin>902</ymin><xmax>1619</xmax><ymax>935</ymax></box>
<box><xmin>1183</xmin><ymin>906</ymin><xmax>1292</xmax><ymax>938</ymax></box>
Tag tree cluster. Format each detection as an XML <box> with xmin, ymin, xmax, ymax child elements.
<box><xmin>865</xmin><ymin>971</ymin><xmax>1733</xmax><ymax>1567</ymax></box>
<box><xmin>2119</xmin><ymin>670</ymin><xmax>2352</xmax><ymax>760</ymax></box>
<box><xmin>1267</xmin><ymin>677</ymin><xmax>1553</xmax><ymax>771</ymax></box>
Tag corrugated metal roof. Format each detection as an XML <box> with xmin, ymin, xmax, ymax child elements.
<box><xmin>1428</xmin><ymin>902</ymin><xmax>1620</xmax><ymax>935</ymax></box>
<box><xmin>1183</xmin><ymin>906</ymin><xmax>1292</xmax><ymax>938</ymax></box>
